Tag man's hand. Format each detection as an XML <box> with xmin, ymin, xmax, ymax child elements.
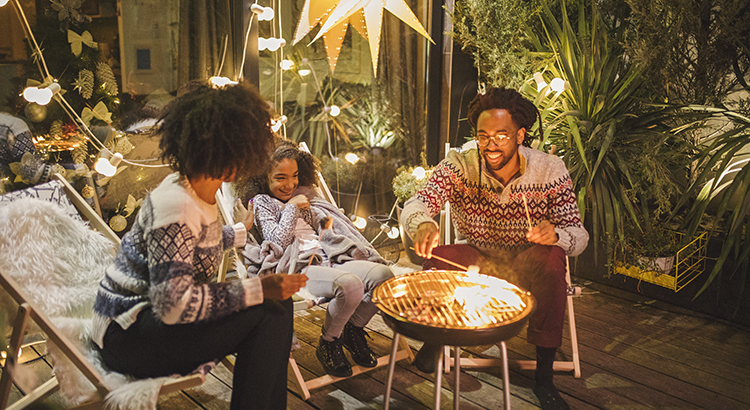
<box><xmin>413</xmin><ymin>222</ymin><xmax>440</xmax><ymax>259</ymax></box>
<box><xmin>526</xmin><ymin>220</ymin><xmax>558</xmax><ymax>245</ymax></box>
<box><xmin>261</xmin><ymin>274</ymin><xmax>308</xmax><ymax>300</ymax></box>
<box><xmin>288</xmin><ymin>194</ymin><xmax>310</xmax><ymax>210</ymax></box>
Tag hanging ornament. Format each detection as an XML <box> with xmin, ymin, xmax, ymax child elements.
<box><xmin>96</xmin><ymin>63</ymin><xmax>119</xmax><ymax>96</ymax></box>
<box><xmin>72</xmin><ymin>142</ymin><xmax>88</xmax><ymax>164</ymax></box>
<box><xmin>73</xmin><ymin>69</ymin><xmax>95</xmax><ymax>99</ymax></box>
<box><xmin>50</xmin><ymin>120</ymin><xmax>64</xmax><ymax>138</ymax></box>
<box><xmin>108</xmin><ymin>214</ymin><xmax>127</xmax><ymax>232</ymax></box>
<box><xmin>296</xmin><ymin>0</ymin><xmax>433</xmax><ymax>76</ymax></box>
<box><xmin>81</xmin><ymin>184</ymin><xmax>95</xmax><ymax>199</ymax></box>
<box><xmin>24</xmin><ymin>103</ymin><xmax>48</xmax><ymax>123</ymax></box>
<box><xmin>81</xmin><ymin>101</ymin><xmax>112</xmax><ymax>126</ymax></box>
<box><xmin>114</xmin><ymin>135</ymin><xmax>133</xmax><ymax>155</ymax></box>
<box><xmin>67</xmin><ymin>29</ymin><xmax>98</xmax><ymax>57</ymax></box>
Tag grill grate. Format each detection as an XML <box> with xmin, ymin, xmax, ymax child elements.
<box><xmin>374</xmin><ymin>270</ymin><xmax>532</xmax><ymax>330</ymax></box>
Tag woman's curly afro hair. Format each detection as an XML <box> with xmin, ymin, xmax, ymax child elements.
<box><xmin>235</xmin><ymin>138</ymin><xmax>321</xmax><ymax>204</ymax></box>
<box><xmin>466</xmin><ymin>87</ymin><xmax>542</xmax><ymax>147</ymax></box>
<box><xmin>156</xmin><ymin>80</ymin><xmax>275</xmax><ymax>180</ymax></box>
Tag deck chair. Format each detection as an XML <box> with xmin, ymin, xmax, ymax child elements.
<box><xmin>0</xmin><ymin>174</ymin><xmax>207</xmax><ymax>410</ymax></box>
<box><xmin>215</xmin><ymin>142</ymin><xmax>413</xmax><ymax>400</ymax></box>
<box><xmin>437</xmin><ymin>143</ymin><xmax>582</xmax><ymax>378</ymax></box>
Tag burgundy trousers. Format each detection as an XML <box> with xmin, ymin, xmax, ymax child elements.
<box><xmin>423</xmin><ymin>244</ymin><xmax>567</xmax><ymax>348</ymax></box>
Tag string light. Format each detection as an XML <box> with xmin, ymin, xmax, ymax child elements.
<box><xmin>94</xmin><ymin>149</ymin><xmax>123</xmax><ymax>177</ymax></box>
<box><xmin>350</xmin><ymin>215</ymin><xmax>367</xmax><ymax>230</ymax></box>
<box><xmin>549</xmin><ymin>77</ymin><xmax>566</xmax><ymax>92</ymax></box>
<box><xmin>345</xmin><ymin>153</ymin><xmax>359</xmax><ymax>164</ymax></box>
<box><xmin>325</xmin><ymin>105</ymin><xmax>340</xmax><ymax>117</ymax></box>
<box><xmin>209</xmin><ymin>76</ymin><xmax>237</xmax><ymax>87</ymax></box>
<box><xmin>387</xmin><ymin>226</ymin><xmax>400</xmax><ymax>239</ymax></box>
<box><xmin>22</xmin><ymin>83</ymin><xmax>61</xmax><ymax>106</ymax></box>
<box><xmin>533</xmin><ymin>72</ymin><xmax>548</xmax><ymax>92</ymax></box>
<box><xmin>412</xmin><ymin>166</ymin><xmax>426</xmax><ymax>180</ymax></box>
<box><xmin>298</xmin><ymin>68</ymin><xmax>311</xmax><ymax>76</ymax></box>
<box><xmin>0</xmin><ymin>0</ymin><xmax>9</xmax><ymax>7</ymax></box>
<box><xmin>280</xmin><ymin>59</ymin><xmax>294</xmax><ymax>70</ymax></box>
<box><xmin>258</xmin><ymin>37</ymin><xmax>286</xmax><ymax>52</ymax></box>
<box><xmin>271</xmin><ymin>115</ymin><xmax>287</xmax><ymax>132</ymax></box>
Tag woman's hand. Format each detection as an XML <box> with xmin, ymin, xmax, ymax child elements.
<box><xmin>261</xmin><ymin>274</ymin><xmax>308</xmax><ymax>300</ymax></box>
<box><xmin>288</xmin><ymin>194</ymin><xmax>310</xmax><ymax>210</ymax></box>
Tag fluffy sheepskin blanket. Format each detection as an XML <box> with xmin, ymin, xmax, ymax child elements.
<box><xmin>0</xmin><ymin>198</ymin><xmax>203</xmax><ymax>410</ymax></box>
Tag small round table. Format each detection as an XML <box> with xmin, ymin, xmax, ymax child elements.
<box><xmin>374</xmin><ymin>270</ymin><xmax>535</xmax><ymax>410</ymax></box>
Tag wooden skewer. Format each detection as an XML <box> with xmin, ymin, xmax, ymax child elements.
<box><xmin>410</xmin><ymin>247</ymin><xmax>468</xmax><ymax>271</ymax></box>
<box><xmin>522</xmin><ymin>194</ymin><xmax>533</xmax><ymax>229</ymax></box>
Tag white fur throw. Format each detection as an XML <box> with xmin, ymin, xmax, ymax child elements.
<box><xmin>0</xmin><ymin>198</ymin><xmax>184</xmax><ymax>409</ymax></box>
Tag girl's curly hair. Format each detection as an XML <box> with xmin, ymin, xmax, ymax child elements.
<box><xmin>156</xmin><ymin>80</ymin><xmax>275</xmax><ymax>180</ymax></box>
<box><xmin>235</xmin><ymin>139</ymin><xmax>321</xmax><ymax>204</ymax></box>
<box><xmin>467</xmin><ymin>87</ymin><xmax>542</xmax><ymax>147</ymax></box>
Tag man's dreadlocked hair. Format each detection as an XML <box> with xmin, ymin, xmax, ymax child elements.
<box><xmin>235</xmin><ymin>138</ymin><xmax>321</xmax><ymax>205</ymax></box>
<box><xmin>156</xmin><ymin>80</ymin><xmax>275</xmax><ymax>180</ymax></box>
<box><xmin>467</xmin><ymin>87</ymin><xmax>542</xmax><ymax>147</ymax></box>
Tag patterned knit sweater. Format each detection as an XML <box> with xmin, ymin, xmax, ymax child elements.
<box><xmin>401</xmin><ymin>145</ymin><xmax>588</xmax><ymax>257</ymax></box>
<box><xmin>92</xmin><ymin>173</ymin><xmax>263</xmax><ymax>348</ymax></box>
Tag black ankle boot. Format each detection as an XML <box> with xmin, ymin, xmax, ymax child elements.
<box><xmin>341</xmin><ymin>322</ymin><xmax>377</xmax><ymax>367</ymax></box>
<box><xmin>316</xmin><ymin>337</ymin><xmax>352</xmax><ymax>377</ymax></box>
<box><xmin>533</xmin><ymin>384</ymin><xmax>571</xmax><ymax>410</ymax></box>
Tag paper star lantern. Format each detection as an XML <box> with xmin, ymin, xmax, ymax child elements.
<box><xmin>295</xmin><ymin>0</ymin><xmax>432</xmax><ymax>75</ymax></box>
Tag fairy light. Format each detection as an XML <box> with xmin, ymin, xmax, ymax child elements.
<box><xmin>94</xmin><ymin>150</ymin><xmax>123</xmax><ymax>177</ymax></box>
<box><xmin>351</xmin><ymin>215</ymin><xmax>367</xmax><ymax>230</ymax></box>
<box><xmin>533</xmin><ymin>72</ymin><xmax>548</xmax><ymax>92</ymax></box>
<box><xmin>549</xmin><ymin>77</ymin><xmax>566</xmax><ymax>92</ymax></box>
<box><xmin>0</xmin><ymin>0</ymin><xmax>9</xmax><ymax>7</ymax></box>
<box><xmin>271</xmin><ymin>115</ymin><xmax>287</xmax><ymax>133</ymax></box>
<box><xmin>345</xmin><ymin>153</ymin><xmax>359</xmax><ymax>164</ymax></box>
<box><xmin>280</xmin><ymin>59</ymin><xmax>294</xmax><ymax>70</ymax></box>
<box><xmin>209</xmin><ymin>76</ymin><xmax>237</xmax><ymax>87</ymax></box>
<box><xmin>412</xmin><ymin>166</ymin><xmax>426</xmax><ymax>180</ymax></box>
<box><xmin>298</xmin><ymin>68</ymin><xmax>311</xmax><ymax>76</ymax></box>
<box><xmin>387</xmin><ymin>226</ymin><xmax>400</xmax><ymax>239</ymax></box>
<box><xmin>22</xmin><ymin>82</ymin><xmax>61</xmax><ymax>105</ymax></box>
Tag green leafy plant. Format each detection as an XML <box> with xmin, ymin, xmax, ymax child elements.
<box><xmin>520</xmin><ymin>0</ymin><xmax>693</xmax><ymax>266</ymax></box>
<box><xmin>392</xmin><ymin>156</ymin><xmax>433</xmax><ymax>205</ymax></box>
<box><xmin>351</xmin><ymin>99</ymin><xmax>400</xmax><ymax>151</ymax></box>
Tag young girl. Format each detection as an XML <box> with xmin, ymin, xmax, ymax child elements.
<box><xmin>92</xmin><ymin>80</ymin><xmax>307</xmax><ymax>410</ymax></box>
<box><xmin>242</xmin><ymin>141</ymin><xmax>394</xmax><ymax>378</ymax></box>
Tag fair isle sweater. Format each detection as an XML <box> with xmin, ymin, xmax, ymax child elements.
<box><xmin>92</xmin><ymin>173</ymin><xmax>263</xmax><ymax>349</ymax></box>
<box><xmin>401</xmin><ymin>145</ymin><xmax>589</xmax><ymax>257</ymax></box>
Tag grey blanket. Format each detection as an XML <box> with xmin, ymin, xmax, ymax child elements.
<box><xmin>243</xmin><ymin>197</ymin><xmax>385</xmax><ymax>276</ymax></box>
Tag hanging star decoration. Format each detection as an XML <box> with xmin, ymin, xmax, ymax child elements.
<box><xmin>294</xmin><ymin>0</ymin><xmax>433</xmax><ymax>76</ymax></box>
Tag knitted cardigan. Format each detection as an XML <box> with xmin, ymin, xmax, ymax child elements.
<box><xmin>401</xmin><ymin>145</ymin><xmax>588</xmax><ymax>257</ymax></box>
<box><xmin>92</xmin><ymin>173</ymin><xmax>262</xmax><ymax>348</ymax></box>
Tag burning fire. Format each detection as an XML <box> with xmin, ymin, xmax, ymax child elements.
<box><xmin>452</xmin><ymin>265</ymin><xmax>527</xmax><ymax>326</ymax></box>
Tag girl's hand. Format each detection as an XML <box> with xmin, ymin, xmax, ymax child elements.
<box><xmin>288</xmin><ymin>194</ymin><xmax>310</xmax><ymax>210</ymax></box>
<box><xmin>320</xmin><ymin>216</ymin><xmax>333</xmax><ymax>230</ymax></box>
<box><xmin>237</xmin><ymin>198</ymin><xmax>254</xmax><ymax>232</ymax></box>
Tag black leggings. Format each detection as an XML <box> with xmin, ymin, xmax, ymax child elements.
<box><xmin>99</xmin><ymin>299</ymin><xmax>293</xmax><ymax>410</ymax></box>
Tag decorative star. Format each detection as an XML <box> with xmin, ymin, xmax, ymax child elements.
<box><xmin>310</xmin><ymin>0</ymin><xmax>433</xmax><ymax>76</ymax></box>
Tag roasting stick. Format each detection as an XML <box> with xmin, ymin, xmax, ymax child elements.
<box><xmin>522</xmin><ymin>194</ymin><xmax>533</xmax><ymax>229</ymax></box>
<box><xmin>410</xmin><ymin>247</ymin><xmax>468</xmax><ymax>271</ymax></box>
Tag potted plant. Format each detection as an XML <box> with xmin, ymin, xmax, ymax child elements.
<box><xmin>618</xmin><ymin>222</ymin><xmax>684</xmax><ymax>275</ymax></box>
<box><xmin>392</xmin><ymin>161</ymin><xmax>434</xmax><ymax>264</ymax></box>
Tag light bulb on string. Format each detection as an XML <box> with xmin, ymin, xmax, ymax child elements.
<box><xmin>325</xmin><ymin>105</ymin><xmax>340</xmax><ymax>117</ymax></box>
<box><xmin>280</xmin><ymin>59</ymin><xmax>294</xmax><ymax>70</ymax></box>
<box><xmin>259</xmin><ymin>7</ymin><xmax>275</xmax><ymax>21</ymax></box>
<box><xmin>22</xmin><ymin>83</ymin><xmax>61</xmax><ymax>106</ymax></box>
<box><xmin>533</xmin><ymin>72</ymin><xmax>548</xmax><ymax>93</ymax></box>
<box><xmin>271</xmin><ymin>115</ymin><xmax>287</xmax><ymax>133</ymax></box>
<box><xmin>345</xmin><ymin>153</ymin><xmax>359</xmax><ymax>164</ymax></box>
<box><xmin>387</xmin><ymin>226</ymin><xmax>400</xmax><ymax>239</ymax></box>
<box><xmin>412</xmin><ymin>166</ymin><xmax>426</xmax><ymax>180</ymax></box>
<box><xmin>210</xmin><ymin>76</ymin><xmax>237</xmax><ymax>87</ymax></box>
<box><xmin>0</xmin><ymin>0</ymin><xmax>9</xmax><ymax>7</ymax></box>
<box><xmin>298</xmin><ymin>68</ymin><xmax>311</xmax><ymax>76</ymax></box>
<box><xmin>549</xmin><ymin>78</ymin><xmax>566</xmax><ymax>92</ymax></box>
<box><xmin>350</xmin><ymin>215</ymin><xmax>367</xmax><ymax>230</ymax></box>
<box><xmin>94</xmin><ymin>150</ymin><xmax>123</xmax><ymax>177</ymax></box>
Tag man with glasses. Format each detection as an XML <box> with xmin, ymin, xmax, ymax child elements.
<box><xmin>400</xmin><ymin>87</ymin><xmax>588</xmax><ymax>410</ymax></box>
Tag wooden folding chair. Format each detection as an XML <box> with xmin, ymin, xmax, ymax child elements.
<box><xmin>437</xmin><ymin>144</ymin><xmax>582</xmax><ymax>378</ymax></box>
<box><xmin>0</xmin><ymin>174</ymin><xmax>207</xmax><ymax>409</ymax></box>
<box><xmin>215</xmin><ymin>143</ymin><xmax>413</xmax><ymax>400</ymax></box>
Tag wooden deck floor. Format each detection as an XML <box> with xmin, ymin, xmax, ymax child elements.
<box><xmin>7</xmin><ymin>254</ymin><xmax>750</xmax><ymax>410</ymax></box>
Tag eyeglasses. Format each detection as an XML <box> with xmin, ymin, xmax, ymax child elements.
<box><xmin>475</xmin><ymin>130</ymin><xmax>518</xmax><ymax>147</ymax></box>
